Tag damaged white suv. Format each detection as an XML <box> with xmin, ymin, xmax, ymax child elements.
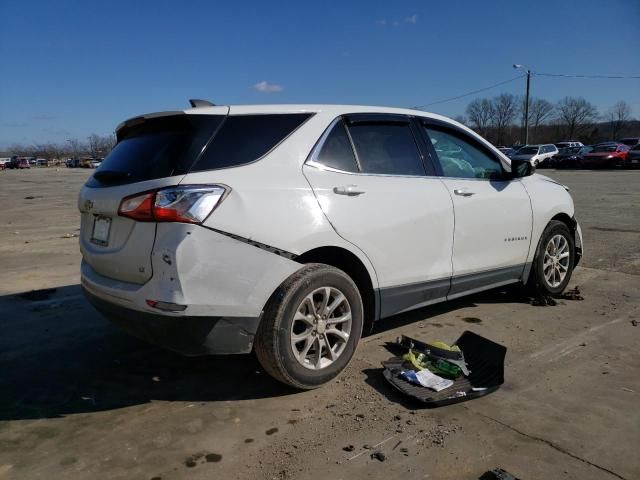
<box><xmin>79</xmin><ymin>101</ymin><xmax>583</xmax><ymax>389</ymax></box>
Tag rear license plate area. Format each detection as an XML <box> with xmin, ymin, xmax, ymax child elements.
<box><xmin>91</xmin><ymin>216</ymin><xmax>111</xmax><ymax>246</ymax></box>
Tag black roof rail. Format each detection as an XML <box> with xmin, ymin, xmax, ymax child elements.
<box><xmin>189</xmin><ymin>99</ymin><xmax>215</xmax><ymax>108</ymax></box>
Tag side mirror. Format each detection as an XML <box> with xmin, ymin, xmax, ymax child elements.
<box><xmin>511</xmin><ymin>158</ymin><xmax>534</xmax><ymax>178</ymax></box>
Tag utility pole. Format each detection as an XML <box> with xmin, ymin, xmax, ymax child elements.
<box><xmin>514</xmin><ymin>64</ymin><xmax>531</xmax><ymax>145</ymax></box>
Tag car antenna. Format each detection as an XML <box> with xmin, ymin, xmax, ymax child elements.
<box><xmin>189</xmin><ymin>99</ymin><xmax>215</xmax><ymax>108</ymax></box>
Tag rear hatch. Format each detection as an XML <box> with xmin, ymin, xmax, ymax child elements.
<box><xmin>78</xmin><ymin>107</ymin><xmax>229</xmax><ymax>284</ymax></box>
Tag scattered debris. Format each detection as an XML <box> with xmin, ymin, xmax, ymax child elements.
<box><xmin>342</xmin><ymin>445</ymin><xmax>355</xmax><ymax>452</ymax></box>
<box><xmin>479</xmin><ymin>468</ymin><xmax>520</xmax><ymax>480</ymax></box>
<box><xmin>531</xmin><ymin>294</ymin><xmax>557</xmax><ymax>306</ymax></box>
<box><xmin>632</xmin><ymin>320</ymin><xmax>638</xmax><ymax>327</ymax></box>
<box><xmin>384</xmin><ymin>332</ymin><xmax>506</xmax><ymax>407</ymax></box>
<box><xmin>370</xmin><ymin>451</ymin><xmax>386</xmax><ymax>462</ymax></box>
<box><xmin>462</xmin><ymin>317</ymin><xmax>482</xmax><ymax>324</ymax></box>
<box><xmin>558</xmin><ymin>286</ymin><xmax>584</xmax><ymax>301</ymax></box>
<box><xmin>205</xmin><ymin>453</ymin><xmax>222</xmax><ymax>463</ymax></box>
<box><xmin>61</xmin><ymin>233</ymin><xmax>78</xmax><ymax>239</ymax></box>
<box><xmin>265</xmin><ymin>427</ymin><xmax>279</xmax><ymax>435</ymax></box>
<box><xmin>622</xmin><ymin>387</ymin><xmax>635</xmax><ymax>393</ymax></box>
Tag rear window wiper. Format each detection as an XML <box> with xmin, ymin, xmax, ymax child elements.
<box><xmin>93</xmin><ymin>170</ymin><xmax>131</xmax><ymax>182</ymax></box>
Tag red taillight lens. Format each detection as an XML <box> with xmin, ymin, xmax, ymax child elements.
<box><xmin>118</xmin><ymin>185</ymin><xmax>228</xmax><ymax>224</ymax></box>
<box><xmin>118</xmin><ymin>192</ymin><xmax>154</xmax><ymax>220</ymax></box>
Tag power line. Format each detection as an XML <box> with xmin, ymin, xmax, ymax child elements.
<box><xmin>534</xmin><ymin>72</ymin><xmax>640</xmax><ymax>79</ymax></box>
<box><xmin>411</xmin><ymin>75</ymin><xmax>525</xmax><ymax>109</ymax></box>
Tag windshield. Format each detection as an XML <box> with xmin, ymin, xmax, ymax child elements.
<box><xmin>559</xmin><ymin>147</ymin><xmax>580</xmax><ymax>154</ymax></box>
<box><xmin>619</xmin><ymin>139</ymin><xmax>639</xmax><ymax>146</ymax></box>
<box><xmin>579</xmin><ymin>146</ymin><xmax>594</xmax><ymax>154</ymax></box>
<box><xmin>517</xmin><ymin>147</ymin><xmax>538</xmax><ymax>155</ymax></box>
<box><xmin>592</xmin><ymin>145</ymin><xmax>617</xmax><ymax>153</ymax></box>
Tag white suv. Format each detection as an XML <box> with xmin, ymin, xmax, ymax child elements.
<box><xmin>512</xmin><ymin>144</ymin><xmax>559</xmax><ymax>166</ymax></box>
<box><xmin>79</xmin><ymin>102</ymin><xmax>583</xmax><ymax>388</ymax></box>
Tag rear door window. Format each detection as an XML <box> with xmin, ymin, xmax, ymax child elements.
<box><xmin>313</xmin><ymin>120</ymin><xmax>359</xmax><ymax>172</ymax></box>
<box><xmin>192</xmin><ymin>113</ymin><xmax>312</xmax><ymax>171</ymax></box>
<box><xmin>87</xmin><ymin>114</ymin><xmax>224</xmax><ymax>187</ymax></box>
<box><xmin>346</xmin><ymin>119</ymin><xmax>425</xmax><ymax>176</ymax></box>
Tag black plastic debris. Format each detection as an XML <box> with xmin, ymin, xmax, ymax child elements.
<box><xmin>479</xmin><ymin>468</ymin><xmax>520</xmax><ymax>480</ymax></box>
<box><xmin>383</xmin><ymin>331</ymin><xmax>506</xmax><ymax>407</ymax></box>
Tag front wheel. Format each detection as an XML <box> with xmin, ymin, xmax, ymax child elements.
<box><xmin>527</xmin><ymin>220</ymin><xmax>575</xmax><ymax>295</ymax></box>
<box><xmin>255</xmin><ymin>264</ymin><xmax>363</xmax><ymax>389</ymax></box>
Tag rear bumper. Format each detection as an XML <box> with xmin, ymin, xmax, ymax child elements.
<box><xmin>83</xmin><ymin>286</ymin><xmax>260</xmax><ymax>355</ymax></box>
<box><xmin>81</xmin><ymin>224</ymin><xmax>302</xmax><ymax>354</ymax></box>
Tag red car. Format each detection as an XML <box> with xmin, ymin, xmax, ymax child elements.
<box><xmin>581</xmin><ymin>143</ymin><xmax>630</xmax><ymax>168</ymax></box>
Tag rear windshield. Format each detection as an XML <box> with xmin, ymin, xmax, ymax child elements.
<box><xmin>619</xmin><ymin>138</ymin><xmax>639</xmax><ymax>146</ymax></box>
<box><xmin>87</xmin><ymin>113</ymin><xmax>312</xmax><ymax>187</ymax></box>
<box><xmin>86</xmin><ymin>114</ymin><xmax>223</xmax><ymax>187</ymax></box>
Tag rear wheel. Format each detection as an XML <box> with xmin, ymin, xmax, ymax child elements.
<box><xmin>527</xmin><ymin>220</ymin><xmax>575</xmax><ymax>296</ymax></box>
<box><xmin>255</xmin><ymin>264</ymin><xmax>363</xmax><ymax>389</ymax></box>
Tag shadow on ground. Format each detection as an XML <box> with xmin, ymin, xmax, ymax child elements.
<box><xmin>0</xmin><ymin>285</ymin><xmax>295</xmax><ymax>421</ymax></box>
<box><xmin>0</xmin><ymin>284</ymin><xmax>529</xmax><ymax>421</ymax></box>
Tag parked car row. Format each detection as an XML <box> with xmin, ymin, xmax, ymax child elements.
<box><xmin>66</xmin><ymin>158</ymin><xmax>102</xmax><ymax>168</ymax></box>
<box><xmin>497</xmin><ymin>137</ymin><xmax>640</xmax><ymax>169</ymax></box>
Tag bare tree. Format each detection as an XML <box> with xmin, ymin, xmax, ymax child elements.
<box><xmin>555</xmin><ymin>97</ymin><xmax>598</xmax><ymax>139</ymax></box>
<box><xmin>529</xmin><ymin>98</ymin><xmax>554</xmax><ymax>142</ymax></box>
<box><xmin>66</xmin><ymin>138</ymin><xmax>85</xmax><ymax>159</ymax></box>
<box><xmin>607</xmin><ymin>101</ymin><xmax>633</xmax><ymax>140</ymax></box>
<box><xmin>453</xmin><ymin>115</ymin><xmax>467</xmax><ymax>125</ymax></box>
<box><xmin>466</xmin><ymin>98</ymin><xmax>494</xmax><ymax>138</ymax></box>
<box><xmin>88</xmin><ymin>133</ymin><xmax>116</xmax><ymax>158</ymax></box>
<box><xmin>491</xmin><ymin>94</ymin><xmax>518</xmax><ymax>145</ymax></box>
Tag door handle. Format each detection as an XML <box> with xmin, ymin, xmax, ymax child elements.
<box><xmin>453</xmin><ymin>188</ymin><xmax>475</xmax><ymax>197</ymax></box>
<box><xmin>333</xmin><ymin>185</ymin><xmax>365</xmax><ymax>196</ymax></box>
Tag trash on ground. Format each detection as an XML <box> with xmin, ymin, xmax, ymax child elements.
<box><xmin>370</xmin><ymin>451</ymin><xmax>386</xmax><ymax>462</ymax></box>
<box><xmin>557</xmin><ymin>285</ymin><xmax>584</xmax><ymax>300</ymax></box>
<box><xmin>479</xmin><ymin>468</ymin><xmax>521</xmax><ymax>480</ymax></box>
<box><xmin>383</xmin><ymin>331</ymin><xmax>506</xmax><ymax>407</ymax></box>
<box><xmin>61</xmin><ymin>233</ymin><xmax>78</xmax><ymax>238</ymax></box>
<box><xmin>399</xmin><ymin>368</ymin><xmax>453</xmax><ymax>392</ymax></box>
<box><xmin>531</xmin><ymin>294</ymin><xmax>557</xmax><ymax>306</ymax></box>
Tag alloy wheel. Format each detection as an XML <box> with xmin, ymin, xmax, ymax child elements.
<box><xmin>290</xmin><ymin>286</ymin><xmax>352</xmax><ymax>370</ymax></box>
<box><xmin>543</xmin><ymin>234</ymin><xmax>570</xmax><ymax>288</ymax></box>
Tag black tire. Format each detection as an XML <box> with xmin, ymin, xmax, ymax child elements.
<box><xmin>527</xmin><ymin>220</ymin><xmax>575</xmax><ymax>296</ymax></box>
<box><xmin>254</xmin><ymin>263</ymin><xmax>364</xmax><ymax>389</ymax></box>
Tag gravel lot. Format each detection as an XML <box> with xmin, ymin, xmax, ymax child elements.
<box><xmin>0</xmin><ymin>167</ymin><xmax>638</xmax><ymax>480</ymax></box>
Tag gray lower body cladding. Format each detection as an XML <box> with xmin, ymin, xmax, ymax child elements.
<box><xmin>83</xmin><ymin>287</ymin><xmax>260</xmax><ymax>355</ymax></box>
<box><xmin>378</xmin><ymin>264</ymin><xmax>526</xmax><ymax>319</ymax></box>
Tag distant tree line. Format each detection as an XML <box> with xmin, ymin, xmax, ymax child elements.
<box><xmin>3</xmin><ymin>133</ymin><xmax>116</xmax><ymax>160</ymax></box>
<box><xmin>453</xmin><ymin>96</ymin><xmax>637</xmax><ymax>146</ymax></box>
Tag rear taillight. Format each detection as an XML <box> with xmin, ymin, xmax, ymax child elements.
<box><xmin>118</xmin><ymin>185</ymin><xmax>229</xmax><ymax>224</ymax></box>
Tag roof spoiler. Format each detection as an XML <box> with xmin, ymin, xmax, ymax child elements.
<box><xmin>189</xmin><ymin>99</ymin><xmax>215</xmax><ymax>108</ymax></box>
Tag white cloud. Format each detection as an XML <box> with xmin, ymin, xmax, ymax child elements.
<box><xmin>252</xmin><ymin>81</ymin><xmax>284</xmax><ymax>93</ymax></box>
<box><xmin>392</xmin><ymin>20</ymin><xmax>400</xmax><ymax>27</ymax></box>
<box><xmin>404</xmin><ymin>14</ymin><xmax>417</xmax><ymax>24</ymax></box>
<box><xmin>376</xmin><ymin>19</ymin><xmax>387</xmax><ymax>25</ymax></box>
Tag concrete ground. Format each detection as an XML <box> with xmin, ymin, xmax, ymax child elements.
<box><xmin>0</xmin><ymin>167</ymin><xmax>638</xmax><ymax>480</ymax></box>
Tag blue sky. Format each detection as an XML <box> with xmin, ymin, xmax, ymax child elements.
<box><xmin>1</xmin><ymin>0</ymin><xmax>639</xmax><ymax>147</ymax></box>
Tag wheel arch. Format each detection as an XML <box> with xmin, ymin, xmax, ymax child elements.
<box><xmin>295</xmin><ymin>246</ymin><xmax>379</xmax><ymax>332</ymax></box>
<box><xmin>523</xmin><ymin>213</ymin><xmax>580</xmax><ymax>283</ymax></box>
